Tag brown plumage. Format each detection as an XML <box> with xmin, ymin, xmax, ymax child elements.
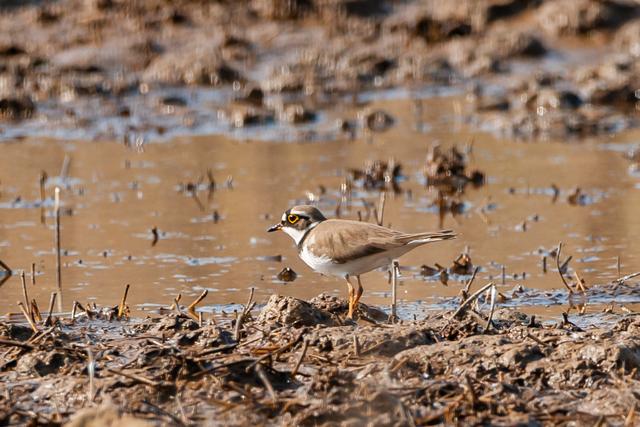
<box><xmin>306</xmin><ymin>219</ymin><xmax>455</xmax><ymax>264</ymax></box>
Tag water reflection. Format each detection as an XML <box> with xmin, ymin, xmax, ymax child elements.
<box><xmin>0</xmin><ymin>95</ymin><xmax>640</xmax><ymax>323</ymax></box>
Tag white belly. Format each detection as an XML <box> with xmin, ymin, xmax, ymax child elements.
<box><xmin>299</xmin><ymin>246</ymin><xmax>400</xmax><ymax>278</ymax></box>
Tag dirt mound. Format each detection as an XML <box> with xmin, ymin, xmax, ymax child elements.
<box><xmin>1</xmin><ymin>293</ymin><xmax>639</xmax><ymax>425</ymax></box>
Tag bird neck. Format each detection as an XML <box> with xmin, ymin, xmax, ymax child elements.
<box><xmin>296</xmin><ymin>221</ymin><xmax>320</xmax><ymax>251</ymax></box>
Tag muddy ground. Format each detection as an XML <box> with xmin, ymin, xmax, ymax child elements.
<box><xmin>1</xmin><ymin>290</ymin><xmax>639</xmax><ymax>426</ymax></box>
<box><xmin>1</xmin><ymin>0</ymin><xmax>640</xmax><ymax>140</ymax></box>
<box><xmin>3</xmin><ymin>0</ymin><xmax>640</xmax><ymax>426</ymax></box>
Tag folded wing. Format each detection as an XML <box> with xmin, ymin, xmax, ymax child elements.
<box><xmin>308</xmin><ymin>220</ymin><xmax>455</xmax><ymax>264</ymax></box>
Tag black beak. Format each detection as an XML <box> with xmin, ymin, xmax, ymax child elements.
<box><xmin>267</xmin><ymin>223</ymin><xmax>283</xmax><ymax>232</ymax></box>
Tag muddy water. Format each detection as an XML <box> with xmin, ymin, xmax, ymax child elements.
<box><xmin>1</xmin><ymin>95</ymin><xmax>640</xmax><ymax>320</ymax></box>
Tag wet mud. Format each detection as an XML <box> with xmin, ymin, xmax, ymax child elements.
<box><xmin>1</xmin><ymin>0</ymin><xmax>640</xmax><ymax>141</ymax></box>
<box><xmin>3</xmin><ymin>0</ymin><xmax>640</xmax><ymax>424</ymax></box>
<box><xmin>2</xmin><ymin>291</ymin><xmax>639</xmax><ymax>426</ymax></box>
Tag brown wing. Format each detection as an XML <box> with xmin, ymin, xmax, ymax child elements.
<box><xmin>307</xmin><ymin>220</ymin><xmax>400</xmax><ymax>263</ymax></box>
<box><xmin>308</xmin><ymin>220</ymin><xmax>453</xmax><ymax>264</ymax></box>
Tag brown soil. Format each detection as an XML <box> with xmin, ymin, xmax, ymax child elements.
<box><xmin>1</xmin><ymin>0</ymin><xmax>640</xmax><ymax>140</ymax></box>
<box><xmin>1</xmin><ymin>292</ymin><xmax>639</xmax><ymax>426</ymax></box>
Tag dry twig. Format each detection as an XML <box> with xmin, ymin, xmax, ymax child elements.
<box><xmin>187</xmin><ymin>289</ymin><xmax>208</xmax><ymax>322</ymax></box>
<box><xmin>291</xmin><ymin>340</ymin><xmax>309</xmax><ymax>376</ymax></box>
<box><xmin>118</xmin><ymin>284</ymin><xmax>130</xmax><ymax>318</ymax></box>
<box><xmin>555</xmin><ymin>242</ymin><xmax>573</xmax><ymax>294</ymax></box>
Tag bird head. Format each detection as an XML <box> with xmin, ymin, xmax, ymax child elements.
<box><xmin>268</xmin><ymin>205</ymin><xmax>327</xmax><ymax>244</ymax></box>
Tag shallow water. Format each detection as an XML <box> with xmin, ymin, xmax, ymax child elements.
<box><xmin>1</xmin><ymin>94</ymin><xmax>640</xmax><ymax>323</ymax></box>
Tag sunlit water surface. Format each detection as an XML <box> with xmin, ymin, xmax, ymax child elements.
<box><xmin>1</xmin><ymin>95</ymin><xmax>640</xmax><ymax>324</ymax></box>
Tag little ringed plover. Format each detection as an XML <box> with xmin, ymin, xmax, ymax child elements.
<box><xmin>268</xmin><ymin>205</ymin><xmax>455</xmax><ymax>318</ymax></box>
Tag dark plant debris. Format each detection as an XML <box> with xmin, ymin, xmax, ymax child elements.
<box><xmin>1</xmin><ymin>291</ymin><xmax>639</xmax><ymax>426</ymax></box>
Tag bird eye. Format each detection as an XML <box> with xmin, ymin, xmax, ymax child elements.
<box><xmin>287</xmin><ymin>214</ymin><xmax>299</xmax><ymax>224</ymax></box>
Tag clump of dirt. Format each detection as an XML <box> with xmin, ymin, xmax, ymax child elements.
<box><xmin>348</xmin><ymin>158</ymin><xmax>402</xmax><ymax>192</ymax></box>
<box><xmin>421</xmin><ymin>252</ymin><xmax>474</xmax><ymax>285</ymax></box>
<box><xmin>424</xmin><ymin>145</ymin><xmax>484</xmax><ymax>191</ymax></box>
<box><xmin>537</xmin><ymin>0</ymin><xmax>639</xmax><ymax>36</ymax></box>
<box><xmin>2</xmin><ymin>292</ymin><xmax>639</xmax><ymax>425</ymax></box>
<box><xmin>0</xmin><ymin>96</ymin><xmax>35</xmax><ymax>120</ymax></box>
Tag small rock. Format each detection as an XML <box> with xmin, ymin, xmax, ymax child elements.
<box><xmin>16</xmin><ymin>351</ymin><xmax>68</xmax><ymax>376</ymax></box>
<box><xmin>361</xmin><ymin>109</ymin><xmax>394</xmax><ymax>132</ymax></box>
<box><xmin>0</xmin><ymin>96</ymin><xmax>35</xmax><ymax>121</ymax></box>
<box><xmin>450</xmin><ymin>253</ymin><xmax>473</xmax><ymax>275</ymax></box>
<box><xmin>498</xmin><ymin>344</ymin><xmax>544</xmax><ymax>369</ymax></box>
<box><xmin>280</xmin><ymin>104</ymin><xmax>315</xmax><ymax>124</ymax></box>
<box><xmin>236</xmin><ymin>87</ymin><xmax>264</xmax><ymax>107</ymax></box>
<box><xmin>160</xmin><ymin>95</ymin><xmax>187</xmax><ymax>107</ymax></box>
<box><xmin>277</xmin><ymin>267</ymin><xmax>297</xmax><ymax>282</ymax></box>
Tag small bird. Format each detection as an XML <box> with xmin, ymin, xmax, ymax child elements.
<box><xmin>268</xmin><ymin>205</ymin><xmax>455</xmax><ymax>318</ymax></box>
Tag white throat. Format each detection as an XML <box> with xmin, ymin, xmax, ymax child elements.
<box><xmin>282</xmin><ymin>222</ymin><xmax>318</xmax><ymax>246</ymax></box>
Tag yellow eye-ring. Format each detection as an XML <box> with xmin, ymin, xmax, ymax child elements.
<box><xmin>287</xmin><ymin>214</ymin><xmax>299</xmax><ymax>224</ymax></box>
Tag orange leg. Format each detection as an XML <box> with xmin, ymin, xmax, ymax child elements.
<box><xmin>352</xmin><ymin>276</ymin><xmax>364</xmax><ymax>313</ymax></box>
<box><xmin>345</xmin><ymin>275</ymin><xmax>355</xmax><ymax>318</ymax></box>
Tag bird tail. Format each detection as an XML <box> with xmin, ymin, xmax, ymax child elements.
<box><xmin>402</xmin><ymin>229</ymin><xmax>456</xmax><ymax>245</ymax></box>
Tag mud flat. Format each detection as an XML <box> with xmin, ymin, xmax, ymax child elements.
<box><xmin>1</xmin><ymin>290</ymin><xmax>639</xmax><ymax>426</ymax></box>
<box><xmin>1</xmin><ymin>0</ymin><xmax>640</xmax><ymax>140</ymax></box>
<box><xmin>2</xmin><ymin>1</ymin><xmax>640</xmax><ymax>425</ymax></box>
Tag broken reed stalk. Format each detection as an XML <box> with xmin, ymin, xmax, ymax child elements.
<box><xmin>0</xmin><ymin>258</ymin><xmax>12</xmax><ymax>276</ymax></box>
<box><xmin>87</xmin><ymin>347</ymin><xmax>96</xmax><ymax>402</ymax></box>
<box><xmin>451</xmin><ymin>282</ymin><xmax>495</xmax><ymax>320</ymax></box>
<box><xmin>0</xmin><ymin>338</ymin><xmax>36</xmax><ymax>350</ymax></box>
<box><xmin>255</xmin><ymin>363</ymin><xmax>277</xmax><ymax>403</ymax></box>
<box><xmin>45</xmin><ymin>292</ymin><xmax>57</xmax><ymax>326</ymax></box>
<box><xmin>376</xmin><ymin>191</ymin><xmax>386</xmax><ymax>226</ymax></box>
<box><xmin>573</xmin><ymin>270</ymin><xmax>588</xmax><ymax>293</ymax></box>
<box><xmin>106</xmin><ymin>368</ymin><xmax>167</xmax><ymax>388</ymax></box>
<box><xmin>291</xmin><ymin>340</ymin><xmax>309</xmax><ymax>376</ymax></box>
<box><xmin>60</xmin><ymin>154</ymin><xmax>71</xmax><ymax>179</ymax></box>
<box><xmin>20</xmin><ymin>271</ymin><xmax>31</xmax><ymax>319</ymax></box>
<box><xmin>617</xmin><ymin>256</ymin><xmax>621</xmax><ymax>278</ymax></box>
<box><xmin>555</xmin><ymin>242</ymin><xmax>574</xmax><ymax>294</ymax></box>
<box><xmin>39</xmin><ymin>171</ymin><xmax>47</xmax><ymax>225</ymax></box>
<box><xmin>464</xmin><ymin>375</ymin><xmax>478</xmax><ymax>408</ymax></box>
<box><xmin>485</xmin><ymin>284</ymin><xmax>497</xmax><ymax>332</ymax></box>
<box><xmin>234</xmin><ymin>287</ymin><xmax>255</xmax><ymax>342</ymax></box>
<box><xmin>613</xmin><ymin>271</ymin><xmax>640</xmax><ymax>285</ymax></box>
<box><xmin>71</xmin><ymin>301</ymin><xmax>78</xmax><ymax>320</ymax></box>
<box><xmin>559</xmin><ymin>255</ymin><xmax>572</xmax><ymax>274</ymax></box>
<box><xmin>30</xmin><ymin>263</ymin><xmax>35</xmax><ymax>285</ymax></box>
<box><xmin>246</xmin><ymin>334</ymin><xmax>302</xmax><ymax>371</ymax></box>
<box><xmin>17</xmin><ymin>302</ymin><xmax>38</xmax><ymax>332</ymax></box>
<box><xmin>353</xmin><ymin>335</ymin><xmax>361</xmax><ymax>357</ymax></box>
<box><xmin>117</xmin><ymin>284</ymin><xmax>130</xmax><ymax>319</ymax></box>
<box><xmin>525</xmin><ymin>331</ymin><xmax>548</xmax><ymax>348</ymax></box>
<box><xmin>187</xmin><ymin>289</ymin><xmax>208</xmax><ymax>322</ymax></box>
<box><xmin>175</xmin><ymin>393</ymin><xmax>188</xmax><ymax>425</ymax></box>
<box><xmin>54</xmin><ymin>187</ymin><xmax>63</xmax><ymax>311</ymax></box>
<box><xmin>141</xmin><ymin>400</ymin><xmax>187</xmax><ymax>427</ymax></box>
<box><xmin>390</xmin><ymin>261</ymin><xmax>399</xmax><ymax>322</ymax></box>
<box><xmin>30</xmin><ymin>299</ymin><xmax>42</xmax><ymax>323</ymax></box>
<box><xmin>171</xmin><ymin>294</ymin><xmax>182</xmax><ymax>313</ymax></box>
<box><xmin>463</xmin><ymin>266</ymin><xmax>480</xmax><ymax>294</ymax></box>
